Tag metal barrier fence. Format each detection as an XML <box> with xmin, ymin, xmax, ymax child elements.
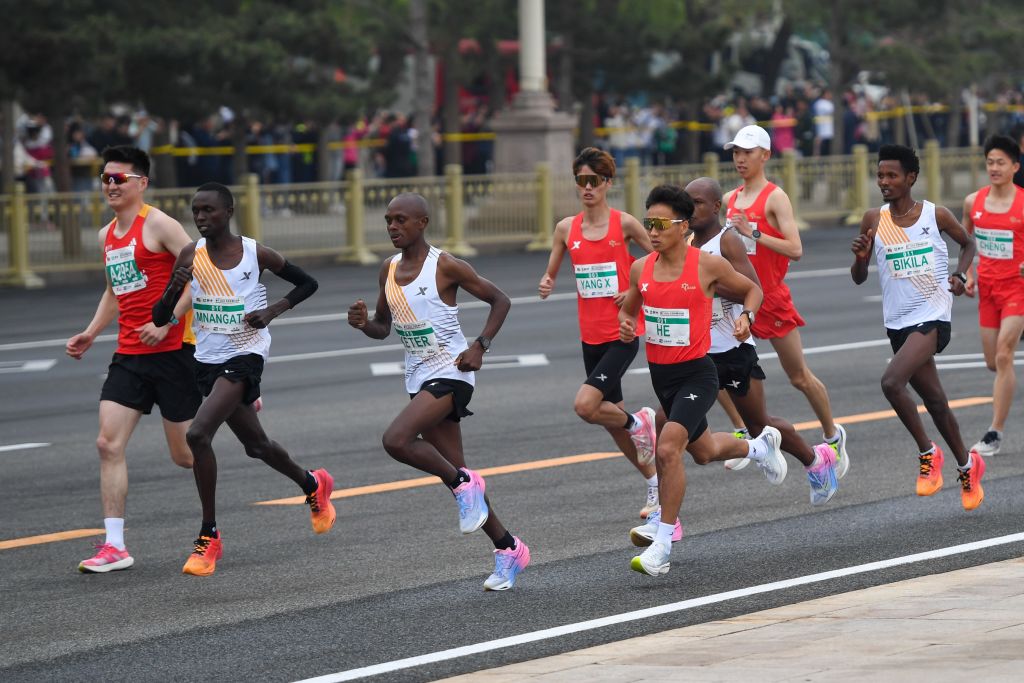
<box><xmin>0</xmin><ymin>143</ymin><xmax>988</xmax><ymax>286</ymax></box>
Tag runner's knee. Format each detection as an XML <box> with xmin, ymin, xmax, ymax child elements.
<box><xmin>95</xmin><ymin>435</ymin><xmax>124</xmax><ymax>462</ymax></box>
<box><xmin>880</xmin><ymin>374</ymin><xmax>903</xmax><ymax>400</ymax></box>
<box><xmin>994</xmin><ymin>346</ymin><xmax>1015</xmax><ymax>371</ymax></box>
<box><xmin>185</xmin><ymin>426</ymin><xmax>213</xmax><ymax>454</ymax></box>
<box><xmin>242</xmin><ymin>437</ymin><xmax>274</xmax><ymax>461</ymax></box>
<box><xmin>381</xmin><ymin>427</ymin><xmax>412</xmax><ymax>457</ymax></box>
<box><xmin>573</xmin><ymin>393</ymin><xmax>601</xmax><ymax>423</ymax></box>
<box><xmin>788</xmin><ymin>368</ymin><xmax>815</xmax><ymax>393</ymax></box>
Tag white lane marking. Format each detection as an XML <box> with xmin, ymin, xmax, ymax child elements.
<box><xmin>0</xmin><ymin>360</ymin><xmax>57</xmax><ymax>374</ymax></box>
<box><xmin>938</xmin><ymin>350</ymin><xmax>1024</xmax><ymax>362</ymax></box>
<box><xmin>294</xmin><ymin>532</ymin><xmax>1024</xmax><ymax>683</ymax></box>
<box><xmin>370</xmin><ymin>354</ymin><xmax>549</xmax><ymax>377</ymax></box>
<box><xmin>788</xmin><ymin>265</ymin><xmax>875</xmax><ymax>280</ymax></box>
<box><xmin>627</xmin><ymin>338</ymin><xmax>892</xmax><ymax>374</ymax></box>
<box><xmin>938</xmin><ymin>360</ymin><xmax>1024</xmax><ymax>370</ymax></box>
<box><xmin>863</xmin><ymin>294</ymin><xmax>884</xmax><ymax>302</ymax></box>
<box><xmin>0</xmin><ymin>443</ymin><xmax>50</xmax><ymax>453</ymax></box>
<box><xmin>269</xmin><ymin>345</ymin><xmax>404</xmax><ymax>364</ymax></box>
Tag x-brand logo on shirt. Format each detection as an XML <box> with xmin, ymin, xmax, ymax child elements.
<box><xmin>974</xmin><ymin>211</ymin><xmax>983</xmax><ymax>220</ymax></box>
<box><xmin>640</xmin><ymin>283</ymin><xmax>649</xmax><ymax>292</ymax></box>
<box><xmin>571</xmin><ymin>241</ymin><xmax>581</xmax><ymax>250</ymax></box>
<box><xmin>241</xmin><ymin>271</ymin><xmax>251</xmax><ymax>280</ymax></box>
<box><xmin>417</xmin><ymin>287</ymin><xmax>428</xmax><ymax>296</ymax></box>
<box><xmin>920</xmin><ymin>226</ymin><xmax>931</xmax><ymax>235</ymax></box>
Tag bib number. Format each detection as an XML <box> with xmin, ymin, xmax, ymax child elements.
<box><xmin>885</xmin><ymin>240</ymin><xmax>933</xmax><ymax>279</ymax></box>
<box><xmin>105</xmin><ymin>245</ymin><xmax>146</xmax><ymax>295</ymax></box>
<box><xmin>193</xmin><ymin>295</ymin><xmax>247</xmax><ymax>334</ymax></box>
<box><xmin>726</xmin><ymin>218</ymin><xmax>758</xmax><ymax>255</ymax></box>
<box><xmin>643</xmin><ymin>306</ymin><xmax>690</xmax><ymax>346</ymax></box>
<box><xmin>976</xmin><ymin>227</ymin><xmax>1013</xmax><ymax>260</ymax></box>
<box><xmin>395</xmin><ymin>319</ymin><xmax>441</xmax><ymax>358</ymax></box>
<box><xmin>574</xmin><ymin>262</ymin><xmax>619</xmax><ymax>298</ymax></box>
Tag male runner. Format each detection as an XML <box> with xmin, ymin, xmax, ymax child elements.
<box><xmin>963</xmin><ymin>135</ymin><xmax>1024</xmax><ymax>456</ymax></box>
<box><xmin>620</xmin><ymin>184</ymin><xmax>786</xmax><ymax>577</ymax></box>
<box><xmin>153</xmin><ymin>183</ymin><xmax>334</xmax><ymax>576</ymax></box>
<box><xmin>686</xmin><ymin>177</ymin><xmax>839</xmax><ymax>505</ymax></box>
<box><xmin>723</xmin><ymin>125</ymin><xmax>849</xmax><ymax>475</ymax></box>
<box><xmin>66</xmin><ymin>145</ymin><xmax>200</xmax><ymax>573</ymax></box>
<box><xmin>851</xmin><ymin>145</ymin><xmax>984</xmax><ymax>510</ymax></box>
<box><xmin>538</xmin><ymin>147</ymin><xmax>660</xmax><ymax>518</ymax></box>
<box><xmin>348</xmin><ymin>193</ymin><xmax>530</xmax><ymax>591</ymax></box>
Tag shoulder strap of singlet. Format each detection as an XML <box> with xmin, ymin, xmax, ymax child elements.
<box><xmin>683</xmin><ymin>246</ymin><xmax>701</xmax><ymax>285</ymax></box>
<box><xmin>972</xmin><ymin>186</ymin><xmax>990</xmax><ymax>216</ymax></box>
<box><xmin>726</xmin><ymin>187</ymin><xmax>743</xmax><ymax>212</ymax></box>
<box><xmin>608</xmin><ymin>208</ymin><xmax>624</xmax><ymax>242</ymax></box>
<box><xmin>640</xmin><ymin>251</ymin><xmax>658</xmax><ymax>282</ymax></box>
<box><xmin>755</xmin><ymin>182</ymin><xmax>778</xmax><ymax>206</ymax></box>
<box><xmin>1013</xmin><ymin>186</ymin><xmax>1024</xmax><ymax>216</ymax></box>
<box><xmin>568</xmin><ymin>212</ymin><xmax>584</xmax><ymax>242</ymax></box>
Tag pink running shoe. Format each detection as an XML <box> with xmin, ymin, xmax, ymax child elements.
<box><xmin>629</xmin><ymin>407</ymin><xmax>657</xmax><ymax>465</ymax></box>
<box><xmin>307</xmin><ymin>468</ymin><xmax>337</xmax><ymax>534</ymax></box>
<box><xmin>484</xmin><ymin>536</ymin><xmax>531</xmax><ymax>591</ymax></box>
<box><xmin>629</xmin><ymin>508</ymin><xmax>683</xmax><ymax>547</ymax></box>
<box><xmin>78</xmin><ymin>543</ymin><xmax>134</xmax><ymax>573</ymax></box>
<box><xmin>453</xmin><ymin>468</ymin><xmax>489</xmax><ymax>534</ymax></box>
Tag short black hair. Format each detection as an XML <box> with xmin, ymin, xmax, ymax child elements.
<box><xmin>645</xmin><ymin>184</ymin><xmax>694</xmax><ymax>220</ymax></box>
<box><xmin>195</xmin><ymin>182</ymin><xmax>234</xmax><ymax>209</ymax></box>
<box><xmin>101</xmin><ymin>145</ymin><xmax>150</xmax><ymax>177</ymax></box>
<box><xmin>984</xmin><ymin>134</ymin><xmax>1021</xmax><ymax>162</ymax></box>
<box><xmin>878</xmin><ymin>144</ymin><xmax>919</xmax><ymax>176</ymax></box>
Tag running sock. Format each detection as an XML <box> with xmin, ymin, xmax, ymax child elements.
<box><xmin>806</xmin><ymin>451</ymin><xmax>824</xmax><ymax>469</ymax></box>
<box><xmin>103</xmin><ymin>518</ymin><xmax>125</xmax><ymax>551</ymax></box>
<box><xmin>655</xmin><ymin>521</ymin><xmax>675</xmax><ymax>546</ymax></box>
<box><xmin>957</xmin><ymin>453</ymin><xmax>973</xmax><ymax>472</ymax></box>
<box><xmin>301</xmin><ymin>471</ymin><xmax>318</xmax><ymax>496</ymax></box>
<box><xmin>623</xmin><ymin>412</ymin><xmax>637</xmax><ymax>430</ymax></box>
<box><xmin>920</xmin><ymin>445</ymin><xmax>936</xmax><ymax>457</ymax></box>
<box><xmin>746</xmin><ymin>438</ymin><xmax>766</xmax><ymax>462</ymax></box>
<box><xmin>447</xmin><ymin>468</ymin><xmax>470</xmax><ymax>490</ymax></box>
<box><xmin>493</xmin><ymin>532</ymin><xmax>516</xmax><ymax>551</ymax></box>
<box><xmin>200</xmin><ymin>520</ymin><xmax>218</xmax><ymax>538</ymax></box>
<box><xmin>825</xmin><ymin>431</ymin><xmax>839</xmax><ymax>444</ymax></box>
<box><xmin>646</xmin><ymin>474</ymin><xmax>659</xmax><ymax>487</ymax></box>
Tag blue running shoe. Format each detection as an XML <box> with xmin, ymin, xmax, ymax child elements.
<box><xmin>484</xmin><ymin>536</ymin><xmax>530</xmax><ymax>591</ymax></box>
<box><xmin>453</xmin><ymin>468</ymin><xmax>489</xmax><ymax>534</ymax></box>
<box><xmin>806</xmin><ymin>443</ymin><xmax>839</xmax><ymax>506</ymax></box>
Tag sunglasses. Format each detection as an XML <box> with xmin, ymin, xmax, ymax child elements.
<box><xmin>643</xmin><ymin>217</ymin><xmax>686</xmax><ymax>232</ymax></box>
<box><xmin>574</xmin><ymin>174</ymin><xmax>609</xmax><ymax>188</ymax></box>
<box><xmin>99</xmin><ymin>172</ymin><xmax>145</xmax><ymax>185</ymax></box>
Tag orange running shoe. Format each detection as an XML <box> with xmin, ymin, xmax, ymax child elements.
<box><xmin>959</xmin><ymin>451</ymin><xmax>986</xmax><ymax>511</ymax></box>
<box><xmin>916</xmin><ymin>444</ymin><xmax>944</xmax><ymax>496</ymax></box>
<box><xmin>182</xmin><ymin>534</ymin><xmax>223</xmax><ymax>576</ymax></box>
<box><xmin>307</xmin><ymin>468</ymin><xmax>336</xmax><ymax>534</ymax></box>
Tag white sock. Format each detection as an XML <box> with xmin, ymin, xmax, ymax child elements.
<box><xmin>806</xmin><ymin>451</ymin><xmax>823</xmax><ymax>469</ymax></box>
<box><xmin>655</xmin><ymin>521</ymin><xmax>675</xmax><ymax>546</ymax></box>
<box><xmin>646</xmin><ymin>474</ymin><xmax>658</xmax><ymax>487</ymax></box>
<box><xmin>628</xmin><ymin>412</ymin><xmax>644</xmax><ymax>434</ymax></box>
<box><xmin>746</xmin><ymin>438</ymin><xmax>766</xmax><ymax>461</ymax></box>
<box><xmin>958</xmin><ymin>453</ymin><xmax>972</xmax><ymax>471</ymax></box>
<box><xmin>824</xmin><ymin>431</ymin><xmax>838</xmax><ymax>443</ymax></box>
<box><xmin>920</xmin><ymin>444</ymin><xmax>936</xmax><ymax>456</ymax></box>
<box><xmin>104</xmin><ymin>517</ymin><xmax>125</xmax><ymax>550</ymax></box>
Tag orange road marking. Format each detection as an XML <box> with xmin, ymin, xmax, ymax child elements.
<box><xmin>256</xmin><ymin>396</ymin><xmax>994</xmax><ymax>506</ymax></box>
<box><xmin>0</xmin><ymin>529</ymin><xmax>103</xmax><ymax>550</ymax></box>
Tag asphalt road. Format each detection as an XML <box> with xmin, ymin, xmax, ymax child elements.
<box><xmin>1</xmin><ymin>228</ymin><xmax>1022</xmax><ymax>682</ymax></box>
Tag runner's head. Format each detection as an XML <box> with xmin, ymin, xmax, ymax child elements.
<box><xmin>983</xmin><ymin>135</ymin><xmax>1020</xmax><ymax>188</ymax></box>
<box><xmin>100</xmin><ymin>146</ymin><xmax>150</xmax><ymax>210</ymax></box>
<box><xmin>572</xmin><ymin>147</ymin><xmax>615</xmax><ymax>209</ymax></box>
<box><xmin>192</xmin><ymin>182</ymin><xmax>234</xmax><ymax>239</ymax></box>
<box><xmin>684</xmin><ymin>177</ymin><xmax>723</xmax><ymax>234</ymax></box>
<box><xmin>877</xmin><ymin>144</ymin><xmax>918</xmax><ymax>203</ymax></box>
<box><xmin>644</xmin><ymin>184</ymin><xmax>694</xmax><ymax>254</ymax></box>
<box><xmin>724</xmin><ymin>125</ymin><xmax>771</xmax><ymax>180</ymax></box>
<box><xmin>385</xmin><ymin>192</ymin><xmax>430</xmax><ymax>249</ymax></box>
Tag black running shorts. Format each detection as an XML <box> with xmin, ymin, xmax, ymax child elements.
<box><xmin>581</xmin><ymin>338</ymin><xmax>639</xmax><ymax>403</ymax></box>
<box><xmin>100</xmin><ymin>345</ymin><xmax>201</xmax><ymax>422</ymax></box>
<box><xmin>412</xmin><ymin>378</ymin><xmax>475</xmax><ymax>422</ymax></box>
<box><xmin>886</xmin><ymin>320</ymin><xmax>952</xmax><ymax>355</ymax></box>
<box><xmin>710</xmin><ymin>344</ymin><xmax>767</xmax><ymax>397</ymax></box>
<box><xmin>194</xmin><ymin>353</ymin><xmax>265</xmax><ymax>406</ymax></box>
<box><xmin>648</xmin><ymin>355</ymin><xmax>719</xmax><ymax>441</ymax></box>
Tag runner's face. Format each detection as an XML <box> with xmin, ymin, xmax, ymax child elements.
<box><xmin>191</xmin><ymin>191</ymin><xmax>233</xmax><ymax>238</ymax></box>
<box><xmin>685</xmin><ymin>185</ymin><xmax>719</xmax><ymax>233</ymax></box>
<box><xmin>645</xmin><ymin>203</ymin><xmax>688</xmax><ymax>253</ymax></box>
<box><xmin>986</xmin><ymin>149</ymin><xmax>1019</xmax><ymax>187</ymax></box>
<box><xmin>877</xmin><ymin>160</ymin><xmax>914</xmax><ymax>202</ymax></box>
<box><xmin>732</xmin><ymin>147</ymin><xmax>767</xmax><ymax>179</ymax></box>
<box><xmin>101</xmin><ymin>161</ymin><xmax>147</xmax><ymax>210</ymax></box>
<box><xmin>575</xmin><ymin>164</ymin><xmax>610</xmax><ymax>208</ymax></box>
<box><xmin>384</xmin><ymin>203</ymin><xmax>426</xmax><ymax>248</ymax></box>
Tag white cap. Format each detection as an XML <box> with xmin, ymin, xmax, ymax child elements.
<box><xmin>724</xmin><ymin>125</ymin><xmax>771</xmax><ymax>150</ymax></box>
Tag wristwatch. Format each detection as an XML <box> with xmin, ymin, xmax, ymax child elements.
<box><xmin>741</xmin><ymin>309</ymin><xmax>755</xmax><ymax>325</ymax></box>
<box><xmin>751</xmin><ymin>229</ymin><xmax>762</xmax><ymax>240</ymax></box>
<box><xmin>475</xmin><ymin>336</ymin><xmax>491</xmax><ymax>353</ymax></box>
<box><xmin>951</xmin><ymin>272</ymin><xmax>967</xmax><ymax>284</ymax></box>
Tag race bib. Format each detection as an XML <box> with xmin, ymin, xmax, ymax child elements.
<box><xmin>574</xmin><ymin>262</ymin><xmax>619</xmax><ymax>298</ymax></box>
<box><xmin>643</xmin><ymin>306</ymin><xmax>690</xmax><ymax>346</ymax></box>
<box><xmin>711</xmin><ymin>296</ymin><xmax>724</xmax><ymax>325</ymax></box>
<box><xmin>395</xmin><ymin>319</ymin><xmax>441</xmax><ymax>358</ymax></box>
<box><xmin>193</xmin><ymin>295</ymin><xmax>247</xmax><ymax>334</ymax></box>
<box><xmin>105</xmin><ymin>245</ymin><xmax>146</xmax><ymax>295</ymax></box>
<box><xmin>885</xmin><ymin>240</ymin><xmax>933</xmax><ymax>279</ymax></box>
<box><xmin>975</xmin><ymin>227</ymin><xmax>1013</xmax><ymax>260</ymax></box>
<box><xmin>726</xmin><ymin>219</ymin><xmax>757</xmax><ymax>254</ymax></box>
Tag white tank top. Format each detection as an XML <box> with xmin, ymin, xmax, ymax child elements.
<box><xmin>385</xmin><ymin>246</ymin><xmax>474</xmax><ymax>393</ymax></box>
<box><xmin>872</xmin><ymin>201</ymin><xmax>951</xmax><ymax>329</ymax></box>
<box><xmin>189</xmin><ymin>236</ymin><xmax>271</xmax><ymax>364</ymax></box>
<box><xmin>698</xmin><ymin>228</ymin><xmax>756</xmax><ymax>353</ymax></box>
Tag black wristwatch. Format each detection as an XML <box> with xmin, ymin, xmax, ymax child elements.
<box><xmin>741</xmin><ymin>309</ymin><xmax>755</xmax><ymax>325</ymax></box>
<box><xmin>475</xmin><ymin>336</ymin><xmax>491</xmax><ymax>353</ymax></box>
<box><xmin>751</xmin><ymin>229</ymin><xmax>762</xmax><ymax>240</ymax></box>
<box><xmin>951</xmin><ymin>272</ymin><xmax>967</xmax><ymax>284</ymax></box>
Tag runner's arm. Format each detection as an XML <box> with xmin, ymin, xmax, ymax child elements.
<box><xmin>715</xmin><ymin>229</ymin><xmax>761</xmax><ymax>302</ymax></box>
<box><xmin>349</xmin><ymin>259</ymin><xmax>392</xmax><ymax>339</ymax></box>
<box><xmin>936</xmin><ymin>206</ymin><xmax>975</xmax><ymax>296</ymax></box>
<box><xmin>440</xmin><ymin>254</ymin><xmax>510</xmax><ymax>371</ymax></box>
<box><xmin>66</xmin><ymin>227</ymin><xmax>120</xmax><ymax>359</ymax></box>
<box><xmin>618</xmin><ymin>258</ymin><xmax>645</xmax><ymax>342</ymax></box>
<box><xmin>962</xmin><ymin>193</ymin><xmax>978</xmax><ymax>297</ymax></box>
<box><xmin>704</xmin><ymin>252</ymin><xmax>762</xmax><ymax>341</ymax></box>
<box><xmin>152</xmin><ymin>243</ymin><xmax>197</xmax><ymax>326</ymax></box>
<box><xmin>850</xmin><ymin>210</ymin><xmax>878</xmax><ymax>285</ymax></box>
<box><xmin>538</xmin><ymin>218</ymin><xmax>570</xmax><ymax>298</ymax></box>
<box><xmin>151</xmin><ymin>211</ymin><xmax>194</xmax><ymax>258</ymax></box>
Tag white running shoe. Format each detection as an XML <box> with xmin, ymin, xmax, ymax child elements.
<box><xmin>724</xmin><ymin>428</ymin><xmax>751</xmax><ymax>471</ymax></box>
<box><xmin>629</xmin><ymin>508</ymin><xmax>683</xmax><ymax>547</ymax></box>
<box><xmin>630</xmin><ymin>541</ymin><xmax>671</xmax><ymax>576</ymax></box>
<box><xmin>629</xmin><ymin>407</ymin><xmax>657</xmax><ymax>465</ymax></box>
<box><xmin>639</xmin><ymin>484</ymin><xmax>659</xmax><ymax>519</ymax></box>
<box><xmin>752</xmin><ymin>426</ymin><xmax>787</xmax><ymax>485</ymax></box>
<box><xmin>971</xmin><ymin>430</ymin><xmax>1002</xmax><ymax>457</ymax></box>
<box><xmin>452</xmin><ymin>469</ymin><xmax>489</xmax><ymax>534</ymax></box>
<box><xmin>826</xmin><ymin>423</ymin><xmax>850</xmax><ymax>478</ymax></box>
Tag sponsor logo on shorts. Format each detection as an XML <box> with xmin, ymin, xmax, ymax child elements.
<box><xmin>728</xmin><ymin>380</ymin><xmax>741</xmax><ymax>388</ymax></box>
<box><xmin>685</xmin><ymin>393</ymin><xmax>698</xmax><ymax>401</ymax></box>
<box><xmin>596</xmin><ymin>373</ymin><xmax>607</xmax><ymax>382</ymax></box>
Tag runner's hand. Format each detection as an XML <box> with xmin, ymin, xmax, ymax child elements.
<box><xmin>964</xmin><ymin>272</ymin><xmax>976</xmax><ymax>298</ymax></box>
<box><xmin>947</xmin><ymin>275</ymin><xmax>966</xmax><ymax>297</ymax></box>
<box><xmin>733</xmin><ymin>315</ymin><xmax>751</xmax><ymax>342</ymax></box>
<box><xmin>169</xmin><ymin>265</ymin><xmax>192</xmax><ymax>291</ymax></box>
<box><xmin>348</xmin><ymin>299</ymin><xmax>368</xmax><ymax>328</ymax></box>
<box><xmin>730</xmin><ymin>214</ymin><xmax>753</xmax><ymax>238</ymax></box>
<box><xmin>538</xmin><ymin>274</ymin><xmax>554</xmax><ymax>299</ymax></box>
<box><xmin>613</xmin><ymin>292</ymin><xmax>627</xmax><ymax>307</ymax></box>
<box><xmin>66</xmin><ymin>332</ymin><xmax>94</xmax><ymax>359</ymax></box>
<box><xmin>136</xmin><ymin>322</ymin><xmax>169</xmax><ymax>346</ymax></box>
<box><xmin>244</xmin><ymin>308</ymin><xmax>275</xmax><ymax>329</ymax></box>
<box><xmin>455</xmin><ymin>344</ymin><xmax>484</xmax><ymax>372</ymax></box>
<box><xmin>619</xmin><ymin>318</ymin><xmax>636</xmax><ymax>343</ymax></box>
<box><xmin>851</xmin><ymin>227</ymin><xmax>876</xmax><ymax>261</ymax></box>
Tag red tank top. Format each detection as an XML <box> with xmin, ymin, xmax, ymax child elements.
<box><xmin>972</xmin><ymin>185</ymin><xmax>1024</xmax><ymax>280</ymax></box>
<box><xmin>639</xmin><ymin>247</ymin><xmax>711</xmax><ymax>364</ymax></box>
<box><xmin>103</xmin><ymin>205</ymin><xmax>184</xmax><ymax>354</ymax></box>
<box><xmin>568</xmin><ymin>209</ymin><xmax>642</xmax><ymax>344</ymax></box>
<box><xmin>726</xmin><ymin>183</ymin><xmax>792</xmax><ymax>300</ymax></box>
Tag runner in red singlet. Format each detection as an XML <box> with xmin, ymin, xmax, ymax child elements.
<box><xmin>538</xmin><ymin>148</ymin><xmax>660</xmax><ymax>519</ymax></box>
<box><xmin>66</xmin><ymin>146</ymin><xmax>200</xmax><ymax>574</ymax></box>
<box><xmin>619</xmin><ymin>184</ymin><xmax>786</xmax><ymax>578</ymax></box>
<box><xmin>722</xmin><ymin>125</ymin><xmax>849</xmax><ymax>476</ymax></box>
<box><xmin>963</xmin><ymin>135</ymin><xmax>1024</xmax><ymax>456</ymax></box>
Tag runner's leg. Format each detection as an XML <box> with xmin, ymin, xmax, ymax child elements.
<box><xmin>186</xmin><ymin>377</ymin><xmax>248</xmax><ymax>523</ymax></box>
<box><xmin>717</xmin><ymin>390</ymin><xmax>747</xmax><ymax>433</ymax></box>
<box><xmin>907</xmin><ymin>353</ymin><xmax>970</xmax><ymax>467</ymax></box>
<box><xmin>880</xmin><ymin>330</ymin><xmax>938</xmax><ymax>454</ymax></box>
<box><xmin>97</xmin><ymin>401</ymin><xmax>143</xmax><ymax>519</ymax></box>
<box><xmin>224</xmin><ymin>402</ymin><xmax>308</xmax><ymax>486</ymax></box>
<box><xmin>381</xmin><ymin>391</ymin><xmax>462</xmax><ymax>482</ymax></box>
<box><xmin>990</xmin><ymin>315</ymin><xmax>1024</xmax><ymax>432</ymax></box>
<box><xmin>161</xmin><ymin>419</ymin><xmax>194</xmax><ymax>469</ymax></box>
<box><xmin>731</xmin><ymin>380</ymin><xmax>815</xmax><ymax>466</ymax></box>
<box><xmin>770</xmin><ymin>329</ymin><xmax>837</xmax><ymax>438</ymax></box>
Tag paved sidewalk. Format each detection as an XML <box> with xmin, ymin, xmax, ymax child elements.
<box><xmin>443</xmin><ymin>557</ymin><xmax>1024</xmax><ymax>682</ymax></box>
